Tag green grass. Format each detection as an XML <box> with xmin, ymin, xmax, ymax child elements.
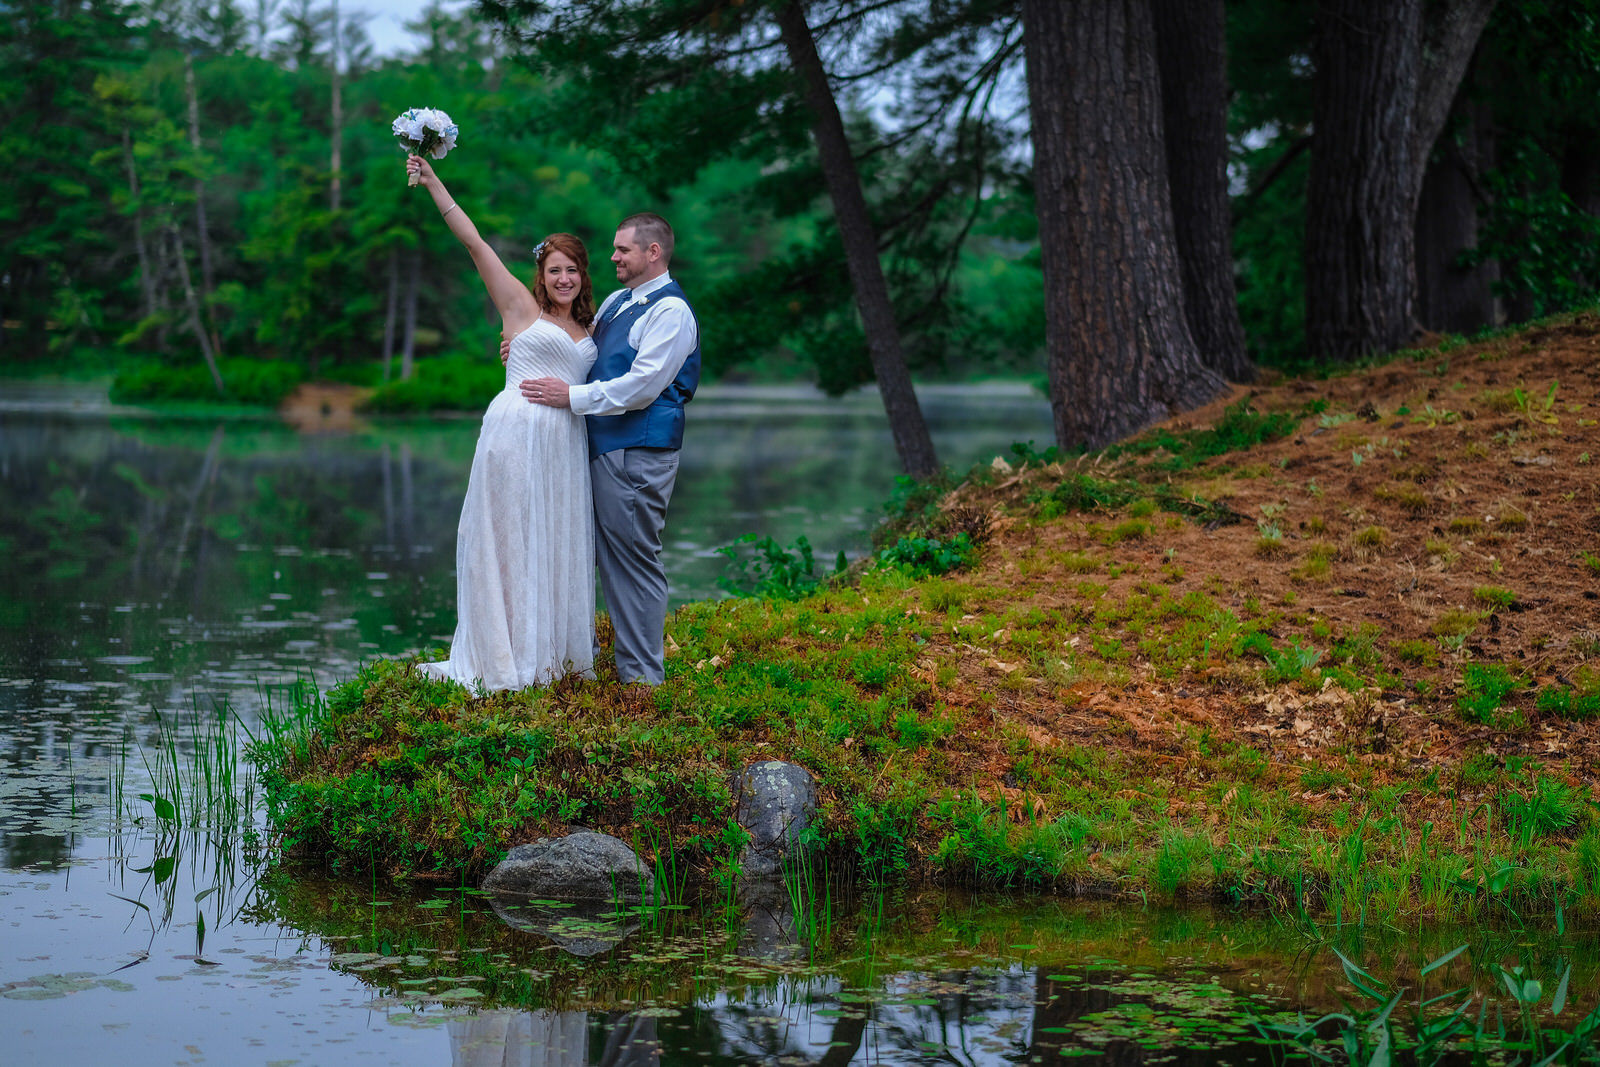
<box><xmin>1102</xmin><ymin>399</ymin><xmax>1301</xmax><ymax>471</ymax></box>
<box><xmin>1473</xmin><ymin>585</ymin><xmax>1519</xmax><ymax>610</ymax></box>
<box><xmin>1458</xmin><ymin>663</ymin><xmax>1522</xmax><ymax>725</ymax></box>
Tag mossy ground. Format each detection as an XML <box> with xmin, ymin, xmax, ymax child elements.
<box><xmin>254</xmin><ymin>308</ymin><xmax>1600</xmax><ymax>923</ymax></box>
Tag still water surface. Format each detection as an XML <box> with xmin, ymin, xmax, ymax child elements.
<box><xmin>1</xmin><ymin>382</ymin><xmax>1594</xmax><ymax>1065</ymax></box>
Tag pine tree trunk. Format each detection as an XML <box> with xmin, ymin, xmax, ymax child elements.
<box><xmin>171</xmin><ymin>223</ymin><xmax>225</xmax><ymax>395</ymax></box>
<box><xmin>121</xmin><ymin>128</ymin><xmax>156</xmax><ymax>320</ymax></box>
<box><xmin>382</xmin><ymin>244</ymin><xmax>399</xmax><ymax>381</ymax></box>
<box><xmin>1021</xmin><ymin>0</ymin><xmax>1226</xmax><ymax>452</ymax></box>
<box><xmin>1305</xmin><ymin>0</ymin><xmax>1422</xmax><ymax>361</ymax></box>
<box><xmin>774</xmin><ymin>0</ymin><xmax>939</xmax><ymax>479</ymax></box>
<box><xmin>183</xmin><ymin>53</ymin><xmax>217</xmax><ymax>298</ymax></box>
<box><xmin>400</xmin><ymin>247</ymin><xmax>419</xmax><ymax>381</ymax></box>
<box><xmin>1151</xmin><ymin>0</ymin><xmax>1253</xmax><ymax>382</ymax></box>
<box><xmin>1415</xmin><ymin>96</ymin><xmax>1497</xmax><ymax>333</ymax></box>
<box><xmin>330</xmin><ymin>0</ymin><xmax>343</xmax><ymax>212</ymax></box>
<box><xmin>1306</xmin><ymin>0</ymin><xmax>1497</xmax><ymax>361</ymax></box>
<box><xmin>1562</xmin><ymin>129</ymin><xmax>1600</xmax><ymax>218</ymax></box>
<box><xmin>1410</xmin><ymin>0</ymin><xmax>1499</xmax><ymax>205</ymax></box>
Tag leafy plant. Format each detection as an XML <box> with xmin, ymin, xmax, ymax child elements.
<box><xmin>1458</xmin><ymin>663</ymin><xmax>1521</xmax><ymax>724</ymax></box>
<box><xmin>717</xmin><ymin>534</ymin><xmax>841</xmax><ymax>600</ymax></box>
<box><xmin>877</xmin><ymin>532</ymin><xmax>976</xmax><ymax>577</ymax></box>
<box><xmin>1502</xmin><ymin>773</ymin><xmax>1584</xmax><ymax>844</ymax></box>
<box><xmin>1473</xmin><ymin>585</ymin><xmax>1518</xmax><ymax>611</ymax></box>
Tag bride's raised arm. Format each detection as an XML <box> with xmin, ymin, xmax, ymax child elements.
<box><xmin>406</xmin><ymin>155</ymin><xmax>538</xmax><ymax>334</ymax></box>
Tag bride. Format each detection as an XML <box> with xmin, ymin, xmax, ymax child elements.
<box><xmin>406</xmin><ymin>154</ymin><xmax>596</xmax><ymax>690</ymax></box>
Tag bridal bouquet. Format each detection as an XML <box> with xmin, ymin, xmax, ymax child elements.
<box><xmin>393</xmin><ymin>107</ymin><xmax>460</xmax><ymax>185</ymax></box>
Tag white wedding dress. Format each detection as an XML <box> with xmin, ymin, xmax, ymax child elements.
<box><xmin>419</xmin><ymin>319</ymin><xmax>596</xmax><ymax>690</ymax></box>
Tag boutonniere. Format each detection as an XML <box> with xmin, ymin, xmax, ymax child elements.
<box><xmin>637</xmin><ymin>296</ymin><xmax>649</xmax><ymax>306</ymax></box>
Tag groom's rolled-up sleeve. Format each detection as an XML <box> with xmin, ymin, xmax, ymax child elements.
<box><xmin>569</xmin><ymin>299</ymin><xmax>698</xmax><ymax>417</ymax></box>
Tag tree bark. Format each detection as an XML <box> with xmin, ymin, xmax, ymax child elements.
<box><xmin>774</xmin><ymin>0</ymin><xmax>939</xmax><ymax>479</ymax></box>
<box><xmin>120</xmin><ymin>128</ymin><xmax>156</xmax><ymax>321</ymax></box>
<box><xmin>382</xmin><ymin>244</ymin><xmax>399</xmax><ymax>381</ymax></box>
<box><xmin>400</xmin><ymin>246</ymin><xmax>419</xmax><ymax>381</ymax></box>
<box><xmin>1410</xmin><ymin>0</ymin><xmax>1499</xmax><ymax>205</ymax></box>
<box><xmin>1415</xmin><ymin>96</ymin><xmax>1498</xmax><ymax>333</ymax></box>
<box><xmin>1151</xmin><ymin>0</ymin><xmax>1254</xmax><ymax>382</ymax></box>
<box><xmin>1021</xmin><ymin>0</ymin><xmax>1227</xmax><ymax>452</ymax></box>
<box><xmin>1305</xmin><ymin>0</ymin><xmax>1422</xmax><ymax>361</ymax></box>
<box><xmin>170</xmin><ymin>223</ymin><xmax>225</xmax><ymax>394</ymax></box>
<box><xmin>1561</xmin><ymin>125</ymin><xmax>1600</xmax><ymax>217</ymax></box>
<box><xmin>1305</xmin><ymin>0</ymin><xmax>1497</xmax><ymax>361</ymax></box>
<box><xmin>329</xmin><ymin>0</ymin><xmax>343</xmax><ymax>211</ymax></box>
<box><xmin>183</xmin><ymin>52</ymin><xmax>216</xmax><ymax>298</ymax></box>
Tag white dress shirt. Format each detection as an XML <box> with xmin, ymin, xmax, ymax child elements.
<box><xmin>569</xmin><ymin>272</ymin><xmax>699</xmax><ymax>418</ymax></box>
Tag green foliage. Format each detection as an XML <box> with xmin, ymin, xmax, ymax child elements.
<box><xmin>361</xmin><ymin>355</ymin><xmax>503</xmax><ymax>414</ymax></box>
<box><xmin>1033</xmin><ymin>473</ymin><xmax>1241</xmax><ymax>526</ymax></box>
<box><xmin>1458</xmin><ymin>663</ymin><xmax>1522</xmax><ymax>725</ymax></box>
<box><xmin>717</xmin><ymin>533</ymin><xmax>842</xmax><ymax>600</ymax></box>
<box><xmin>1103</xmin><ymin>400</ymin><xmax>1301</xmax><ymax>471</ymax></box>
<box><xmin>873</xmin><ymin>474</ymin><xmax>956</xmax><ymax>548</ymax></box>
<box><xmin>1502</xmin><ymin>773</ymin><xmax>1585</xmax><ymax>843</ymax></box>
<box><xmin>110</xmin><ymin>358</ymin><xmax>303</xmax><ymax>407</ymax></box>
<box><xmin>1537</xmin><ymin>669</ymin><xmax>1600</xmax><ymax>721</ymax></box>
<box><xmin>1473</xmin><ymin>585</ymin><xmax>1519</xmax><ymax>611</ymax></box>
<box><xmin>1242</xmin><ymin>633</ymin><xmax>1323</xmax><ymax>685</ymax></box>
<box><xmin>877</xmin><ymin>532</ymin><xmax>976</xmax><ymax>578</ymax></box>
<box><xmin>1466</xmin><ymin>144</ymin><xmax>1600</xmax><ymax>319</ymax></box>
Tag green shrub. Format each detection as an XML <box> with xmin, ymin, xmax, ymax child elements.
<box><xmin>361</xmin><ymin>354</ymin><xmax>502</xmax><ymax>413</ymax></box>
<box><xmin>717</xmin><ymin>534</ymin><xmax>845</xmax><ymax>600</ymax></box>
<box><xmin>1391</xmin><ymin>639</ymin><xmax>1439</xmax><ymax>667</ymax></box>
<box><xmin>1104</xmin><ymin>399</ymin><xmax>1300</xmax><ymax>470</ymax></box>
<box><xmin>1473</xmin><ymin>585</ymin><xmax>1518</xmax><ymax>611</ymax></box>
<box><xmin>1458</xmin><ymin>663</ymin><xmax>1521</xmax><ymax>724</ymax></box>
<box><xmin>878</xmin><ymin>532</ymin><xmax>976</xmax><ymax>577</ymax></box>
<box><xmin>111</xmin><ymin>357</ymin><xmax>303</xmax><ymax>407</ymax></box>
<box><xmin>1536</xmin><ymin>677</ymin><xmax>1600</xmax><ymax>720</ymax></box>
<box><xmin>1502</xmin><ymin>774</ymin><xmax>1584</xmax><ymax>842</ymax></box>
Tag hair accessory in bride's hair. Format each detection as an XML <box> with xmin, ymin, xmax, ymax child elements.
<box><xmin>532</xmin><ymin>240</ymin><xmax>547</xmax><ymax>260</ymax></box>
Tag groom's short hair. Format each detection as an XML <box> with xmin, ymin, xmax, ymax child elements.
<box><xmin>619</xmin><ymin>213</ymin><xmax>674</xmax><ymax>262</ymax></box>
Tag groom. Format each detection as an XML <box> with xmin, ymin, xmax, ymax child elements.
<box><xmin>520</xmin><ymin>213</ymin><xmax>700</xmax><ymax>686</ymax></box>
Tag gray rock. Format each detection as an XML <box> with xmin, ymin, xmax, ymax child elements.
<box><xmin>485</xmin><ymin>896</ymin><xmax>639</xmax><ymax>957</ymax></box>
<box><xmin>735</xmin><ymin>878</ymin><xmax>804</xmax><ymax>962</ymax></box>
<box><xmin>733</xmin><ymin>760</ymin><xmax>818</xmax><ymax>878</ymax></box>
<box><xmin>480</xmin><ymin>830</ymin><xmax>656</xmax><ymax>904</ymax></box>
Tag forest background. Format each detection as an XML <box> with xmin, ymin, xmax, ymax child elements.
<box><xmin>5</xmin><ymin>0</ymin><xmax>1600</xmax><ymax>475</ymax></box>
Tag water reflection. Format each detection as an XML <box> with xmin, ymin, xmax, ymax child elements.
<box><xmin>11</xmin><ymin>385</ymin><xmax>1597</xmax><ymax>1066</ymax></box>
<box><xmin>0</xmin><ymin>383</ymin><xmax>1048</xmax><ymax>869</ymax></box>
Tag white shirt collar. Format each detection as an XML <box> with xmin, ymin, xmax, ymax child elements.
<box><xmin>620</xmin><ymin>272</ymin><xmax>673</xmax><ymax>304</ymax></box>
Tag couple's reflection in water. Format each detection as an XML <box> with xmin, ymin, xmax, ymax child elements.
<box><xmin>448</xmin><ymin>1010</ymin><xmax>659</xmax><ymax>1067</ymax></box>
<box><xmin>440</xmin><ymin>890</ymin><xmax>1254</xmax><ymax>1067</ymax></box>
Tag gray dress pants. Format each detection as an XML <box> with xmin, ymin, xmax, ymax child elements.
<box><xmin>590</xmin><ymin>447</ymin><xmax>680</xmax><ymax>684</ymax></box>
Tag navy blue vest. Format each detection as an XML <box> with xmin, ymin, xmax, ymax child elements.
<box><xmin>586</xmin><ymin>279</ymin><xmax>700</xmax><ymax>459</ymax></box>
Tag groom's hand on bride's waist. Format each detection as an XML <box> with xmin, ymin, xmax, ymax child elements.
<box><xmin>521</xmin><ymin>377</ymin><xmax>572</xmax><ymax>408</ymax></box>
<box><xmin>500</xmin><ymin>335</ymin><xmax>511</xmax><ymax>365</ymax></box>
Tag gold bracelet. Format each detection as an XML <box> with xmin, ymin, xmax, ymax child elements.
<box><xmin>441</xmin><ymin>203</ymin><xmax>459</xmax><ymax>218</ymax></box>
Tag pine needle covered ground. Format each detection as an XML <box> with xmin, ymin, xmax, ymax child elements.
<box><xmin>255</xmin><ymin>310</ymin><xmax>1600</xmax><ymax>922</ymax></box>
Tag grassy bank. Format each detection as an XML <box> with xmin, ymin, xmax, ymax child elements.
<box><xmin>252</xmin><ymin>310</ymin><xmax>1600</xmax><ymax>922</ymax></box>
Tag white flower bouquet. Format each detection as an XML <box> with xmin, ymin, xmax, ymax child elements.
<box><xmin>392</xmin><ymin>107</ymin><xmax>460</xmax><ymax>185</ymax></box>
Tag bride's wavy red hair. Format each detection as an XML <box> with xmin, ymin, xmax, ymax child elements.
<box><xmin>532</xmin><ymin>232</ymin><xmax>596</xmax><ymax>328</ymax></box>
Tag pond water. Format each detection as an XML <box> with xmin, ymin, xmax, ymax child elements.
<box><xmin>3</xmin><ymin>381</ymin><xmax>1597</xmax><ymax>1065</ymax></box>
